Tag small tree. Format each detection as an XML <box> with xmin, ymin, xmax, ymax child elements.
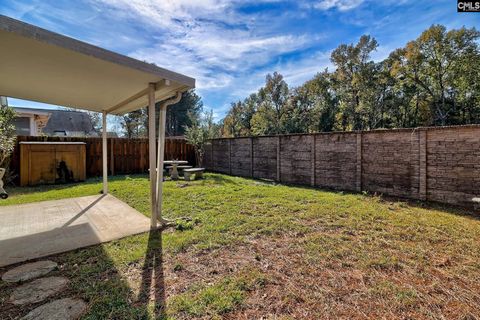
<box><xmin>184</xmin><ymin>110</ymin><xmax>218</xmax><ymax>167</ymax></box>
<box><xmin>0</xmin><ymin>106</ymin><xmax>16</xmax><ymax>172</ymax></box>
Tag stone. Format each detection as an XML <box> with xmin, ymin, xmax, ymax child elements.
<box><xmin>9</xmin><ymin>276</ymin><xmax>68</xmax><ymax>305</ymax></box>
<box><xmin>2</xmin><ymin>260</ymin><xmax>58</xmax><ymax>283</ymax></box>
<box><xmin>21</xmin><ymin>298</ymin><xmax>87</xmax><ymax>320</ymax></box>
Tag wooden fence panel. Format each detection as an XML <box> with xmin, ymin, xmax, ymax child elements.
<box><xmin>10</xmin><ymin>136</ymin><xmax>196</xmax><ymax>181</ymax></box>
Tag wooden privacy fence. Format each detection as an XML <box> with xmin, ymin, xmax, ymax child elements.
<box><xmin>11</xmin><ymin>136</ymin><xmax>196</xmax><ymax>179</ymax></box>
<box><xmin>204</xmin><ymin>125</ymin><xmax>480</xmax><ymax>209</ymax></box>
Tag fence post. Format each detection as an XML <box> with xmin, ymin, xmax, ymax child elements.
<box><xmin>419</xmin><ymin>129</ymin><xmax>427</xmax><ymax>201</ymax></box>
<box><xmin>250</xmin><ymin>137</ymin><xmax>254</xmax><ymax>178</ymax></box>
<box><xmin>211</xmin><ymin>140</ymin><xmax>215</xmax><ymax>172</ymax></box>
<box><xmin>229</xmin><ymin>139</ymin><xmax>232</xmax><ymax>175</ymax></box>
<box><xmin>311</xmin><ymin>135</ymin><xmax>316</xmax><ymax>186</ymax></box>
<box><xmin>110</xmin><ymin>138</ymin><xmax>115</xmax><ymax>176</ymax></box>
<box><xmin>356</xmin><ymin>132</ymin><xmax>362</xmax><ymax>192</ymax></box>
<box><xmin>277</xmin><ymin>136</ymin><xmax>281</xmax><ymax>182</ymax></box>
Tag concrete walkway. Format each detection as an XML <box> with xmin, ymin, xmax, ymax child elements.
<box><xmin>0</xmin><ymin>195</ymin><xmax>151</xmax><ymax>267</ymax></box>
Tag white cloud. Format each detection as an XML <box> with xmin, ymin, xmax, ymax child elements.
<box><xmin>100</xmin><ymin>0</ymin><xmax>321</xmax><ymax>90</ymax></box>
<box><xmin>313</xmin><ymin>0</ymin><xmax>365</xmax><ymax>11</ymax></box>
<box><xmin>95</xmin><ymin>0</ymin><xmax>332</xmax><ymax>117</ymax></box>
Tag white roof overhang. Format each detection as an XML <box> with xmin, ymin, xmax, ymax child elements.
<box><xmin>0</xmin><ymin>15</ymin><xmax>195</xmax><ymax>115</ymax></box>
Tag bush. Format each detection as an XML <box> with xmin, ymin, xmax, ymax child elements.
<box><xmin>0</xmin><ymin>106</ymin><xmax>16</xmax><ymax>178</ymax></box>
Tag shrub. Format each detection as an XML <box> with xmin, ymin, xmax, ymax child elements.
<box><xmin>0</xmin><ymin>105</ymin><xmax>16</xmax><ymax>172</ymax></box>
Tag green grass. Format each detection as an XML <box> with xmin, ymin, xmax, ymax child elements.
<box><xmin>1</xmin><ymin>173</ymin><xmax>480</xmax><ymax>319</ymax></box>
<box><xmin>168</xmin><ymin>269</ymin><xmax>266</xmax><ymax>318</ymax></box>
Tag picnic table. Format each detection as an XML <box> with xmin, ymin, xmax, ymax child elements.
<box><xmin>164</xmin><ymin>160</ymin><xmax>188</xmax><ymax>180</ymax></box>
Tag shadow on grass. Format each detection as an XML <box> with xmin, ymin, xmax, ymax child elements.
<box><xmin>203</xmin><ymin>172</ymin><xmax>240</xmax><ymax>185</ymax></box>
<box><xmin>138</xmin><ymin>229</ymin><xmax>167</xmax><ymax>319</ymax></box>
<box><xmin>0</xmin><ymin>229</ymin><xmax>166</xmax><ymax>319</ymax></box>
<box><xmin>4</xmin><ymin>174</ymin><xmax>148</xmax><ymax>196</ymax></box>
<box><xmin>209</xmin><ymin>171</ymin><xmax>480</xmax><ymax>222</ymax></box>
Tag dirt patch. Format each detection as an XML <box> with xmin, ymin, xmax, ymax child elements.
<box><xmin>122</xmin><ymin>243</ymin><xmax>261</xmax><ymax>302</ymax></box>
<box><xmin>2</xmin><ymin>233</ymin><xmax>480</xmax><ymax>319</ymax></box>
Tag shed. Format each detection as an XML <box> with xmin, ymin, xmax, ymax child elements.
<box><xmin>19</xmin><ymin>142</ymin><xmax>86</xmax><ymax>186</ymax></box>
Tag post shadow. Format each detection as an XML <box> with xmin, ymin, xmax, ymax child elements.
<box><xmin>138</xmin><ymin>228</ymin><xmax>167</xmax><ymax>319</ymax></box>
<box><xmin>61</xmin><ymin>194</ymin><xmax>106</xmax><ymax>228</ymax></box>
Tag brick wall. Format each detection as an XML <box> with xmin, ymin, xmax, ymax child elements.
<box><xmin>205</xmin><ymin>125</ymin><xmax>480</xmax><ymax>209</ymax></box>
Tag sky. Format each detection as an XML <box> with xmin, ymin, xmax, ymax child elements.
<box><xmin>1</xmin><ymin>0</ymin><xmax>479</xmax><ymax>120</ymax></box>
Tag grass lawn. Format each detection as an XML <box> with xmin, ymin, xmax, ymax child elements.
<box><xmin>1</xmin><ymin>173</ymin><xmax>480</xmax><ymax>319</ymax></box>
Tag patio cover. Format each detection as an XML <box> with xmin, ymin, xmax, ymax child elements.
<box><xmin>0</xmin><ymin>15</ymin><xmax>195</xmax><ymax>115</ymax></box>
<box><xmin>0</xmin><ymin>15</ymin><xmax>195</xmax><ymax>228</ymax></box>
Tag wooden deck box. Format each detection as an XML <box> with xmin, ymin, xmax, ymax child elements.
<box><xmin>20</xmin><ymin>142</ymin><xmax>86</xmax><ymax>186</ymax></box>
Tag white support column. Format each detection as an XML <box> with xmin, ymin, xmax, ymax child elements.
<box><xmin>148</xmin><ymin>83</ymin><xmax>157</xmax><ymax>228</ymax></box>
<box><xmin>102</xmin><ymin>110</ymin><xmax>108</xmax><ymax>194</ymax></box>
<box><xmin>155</xmin><ymin>104</ymin><xmax>167</xmax><ymax>223</ymax></box>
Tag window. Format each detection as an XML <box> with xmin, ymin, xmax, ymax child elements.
<box><xmin>13</xmin><ymin>117</ymin><xmax>31</xmax><ymax>136</ymax></box>
<box><xmin>53</xmin><ymin>130</ymin><xmax>67</xmax><ymax>136</ymax></box>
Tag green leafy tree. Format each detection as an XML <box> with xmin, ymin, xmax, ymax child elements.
<box><xmin>120</xmin><ymin>89</ymin><xmax>203</xmax><ymax>138</ymax></box>
<box><xmin>331</xmin><ymin>35</ymin><xmax>379</xmax><ymax>130</ymax></box>
<box><xmin>293</xmin><ymin>70</ymin><xmax>338</xmax><ymax>132</ymax></box>
<box><xmin>221</xmin><ymin>25</ymin><xmax>480</xmax><ymax>136</ymax></box>
<box><xmin>222</xmin><ymin>93</ymin><xmax>257</xmax><ymax>137</ymax></box>
<box><xmin>164</xmin><ymin>90</ymin><xmax>203</xmax><ymax>136</ymax></box>
<box><xmin>0</xmin><ymin>106</ymin><xmax>16</xmax><ymax>171</ymax></box>
<box><xmin>121</xmin><ymin>109</ymin><xmax>147</xmax><ymax>138</ymax></box>
<box><xmin>390</xmin><ymin>25</ymin><xmax>480</xmax><ymax>125</ymax></box>
<box><xmin>251</xmin><ymin>72</ymin><xmax>289</xmax><ymax>135</ymax></box>
<box><xmin>184</xmin><ymin>110</ymin><xmax>219</xmax><ymax>166</ymax></box>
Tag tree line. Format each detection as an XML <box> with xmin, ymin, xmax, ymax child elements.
<box><xmin>119</xmin><ymin>90</ymin><xmax>204</xmax><ymax>138</ymax></box>
<box><xmin>221</xmin><ymin>25</ymin><xmax>480</xmax><ymax>137</ymax></box>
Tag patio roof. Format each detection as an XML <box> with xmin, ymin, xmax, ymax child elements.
<box><xmin>0</xmin><ymin>15</ymin><xmax>195</xmax><ymax>115</ymax></box>
<box><xmin>0</xmin><ymin>15</ymin><xmax>193</xmax><ymax>237</ymax></box>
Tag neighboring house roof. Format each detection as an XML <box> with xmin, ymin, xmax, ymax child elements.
<box><xmin>12</xmin><ymin>106</ymin><xmax>51</xmax><ymax>117</ymax></box>
<box><xmin>44</xmin><ymin>109</ymin><xmax>96</xmax><ymax>136</ymax></box>
<box><xmin>12</xmin><ymin>107</ymin><xmax>97</xmax><ymax>136</ymax></box>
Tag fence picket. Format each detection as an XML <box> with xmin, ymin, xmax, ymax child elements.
<box><xmin>10</xmin><ymin>136</ymin><xmax>196</xmax><ymax>181</ymax></box>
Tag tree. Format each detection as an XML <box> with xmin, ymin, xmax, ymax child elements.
<box><xmin>220</xmin><ymin>25</ymin><xmax>480</xmax><ymax>136</ymax></box>
<box><xmin>251</xmin><ymin>72</ymin><xmax>289</xmax><ymax>135</ymax></box>
<box><xmin>0</xmin><ymin>106</ymin><xmax>16</xmax><ymax>174</ymax></box>
<box><xmin>184</xmin><ymin>110</ymin><xmax>219</xmax><ymax>167</ymax></box>
<box><xmin>85</xmin><ymin>111</ymin><xmax>102</xmax><ymax>133</ymax></box>
<box><xmin>390</xmin><ymin>25</ymin><xmax>480</xmax><ymax>125</ymax></box>
<box><xmin>293</xmin><ymin>70</ymin><xmax>338</xmax><ymax>132</ymax></box>
<box><xmin>331</xmin><ymin>35</ymin><xmax>378</xmax><ymax>130</ymax></box>
<box><xmin>222</xmin><ymin>93</ymin><xmax>258</xmax><ymax>137</ymax></box>
<box><xmin>121</xmin><ymin>109</ymin><xmax>147</xmax><ymax>138</ymax></box>
<box><xmin>164</xmin><ymin>90</ymin><xmax>203</xmax><ymax>137</ymax></box>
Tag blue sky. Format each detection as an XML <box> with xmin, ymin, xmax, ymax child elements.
<box><xmin>1</xmin><ymin>0</ymin><xmax>479</xmax><ymax>120</ymax></box>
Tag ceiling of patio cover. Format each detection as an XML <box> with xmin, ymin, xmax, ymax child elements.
<box><xmin>0</xmin><ymin>15</ymin><xmax>195</xmax><ymax>115</ymax></box>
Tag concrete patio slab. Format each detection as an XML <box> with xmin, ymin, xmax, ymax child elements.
<box><xmin>0</xmin><ymin>194</ymin><xmax>151</xmax><ymax>267</ymax></box>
